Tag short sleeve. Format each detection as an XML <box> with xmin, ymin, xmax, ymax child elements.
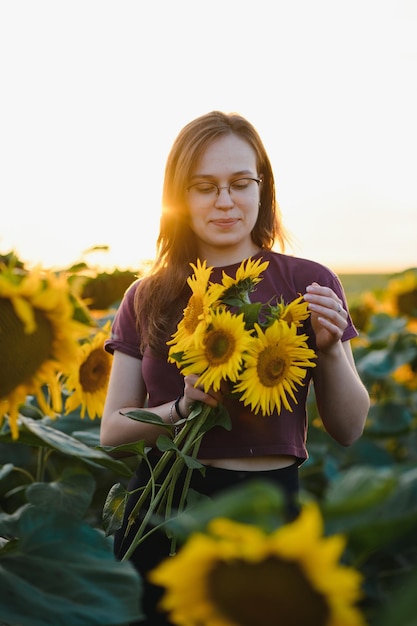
<box><xmin>319</xmin><ymin>269</ymin><xmax>358</xmax><ymax>342</ymax></box>
<box><xmin>104</xmin><ymin>280</ymin><xmax>142</xmax><ymax>359</ymax></box>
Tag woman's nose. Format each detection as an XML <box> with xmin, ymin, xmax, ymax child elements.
<box><xmin>214</xmin><ymin>187</ymin><xmax>234</xmax><ymax>209</ymax></box>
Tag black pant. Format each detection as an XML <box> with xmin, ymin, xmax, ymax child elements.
<box><xmin>114</xmin><ymin>454</ymin><xmax>300</xmax><ymax>626</ymax></box>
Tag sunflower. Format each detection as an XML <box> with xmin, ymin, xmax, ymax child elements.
<box><xmin>392</xmin><ymin>362</ymin><xmax>417</xmax><ymax>390</ymax></box>
<box><xmin>221</xmin><ymin>257</ymin><xmax>269</xmax><ymax>290</ymax></box>
<box><xmin>234</xmin><ymin>320</ymin><xmax>316</xmax><ymax>415</ymax></box>
<box><xmin>65</xmin><ymin>322</ymin><xmax>112</xmax><ymax>419</ymax></box>
<box><xmin>220</xmin><ymin>257</ymin><xmax>269</xmax><ymax>304</ymax></box>
<box><xmin>0</xmin><ymin>268</ymin><xmax>83</xmax><ymax>439</ymax></box>
<box><xmin>149</xmin><ymin>502</ymin><xmax>366</xmax><ymax>626</ymax></box>
<box><xmin>277</xmin><ymin>294</ymin><xmax>311</xmax><ymax>327</ymax></box>
<box><xmin>167</xmin><ymin>260</ymin><xmax>224</xmax><ymax>356</ymax></box>
<box><xmin>383</xmin><ymin>269</ymin><xmax>417</xmax><ymax>331</ymax></box>
<box><xmin>178</xmin><ymin>308</ymin><xmax>253</xmax><ymax>392</ymax></box>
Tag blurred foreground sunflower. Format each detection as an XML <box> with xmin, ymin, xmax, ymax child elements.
<box><xmin>149</xmin><ymin>503</ymin><xmax>366</xmax><ymax>626</ymax></box>
<box><xmin>0</xmin><ymin>268</ymin><xmax>82</xmax><ymax>438</ymax></box>
<box><xmin>65</xmin><ymin>322</ymin><xmax>112</xmax><ymax>419</ymax></box>
<box><xmin>234</xmin><ymin>320</ymin><xmax>316</xmax><ymax>415</ymax></box>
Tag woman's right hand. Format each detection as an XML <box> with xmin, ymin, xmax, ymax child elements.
<box><xmin>179</xmin><ymin>374</ymin><xmax>223</xmax><ymax>417</ymax></box>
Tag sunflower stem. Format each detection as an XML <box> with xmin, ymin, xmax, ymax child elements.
<box><xmin>122</xmin><ymin>403</ymin><xmax>212</xmax><ymax>561</ymax></box>
<box><xmin>169</xmin><ymin>436</ymin><xmax>203</xmax><ymax>555</ymax></box>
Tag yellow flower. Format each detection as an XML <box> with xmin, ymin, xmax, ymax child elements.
<box><xmin>384</xmin><ymin>269</ymin><xmax>417</xmax><ymax>318</ymax></box>
<box><xmin>234</xmin><ymin>320</ymin><xmax>316</xmax><ymax>415</ymax></box>
<box><xmin>220</xmin><ymin>257</ymin><xmax>269</xmax><ymax>306</ymax></box>
<box><xmin>179</xmin><ymin>308</ymin><xmax>253</xmax><ymax>392</ymax></box>
<box><xmin>392</xmin><ymin>363</ymin><xmax>417</xmax><ymax>390</ymax></box>
<box><xmin>0</xmin><ymin>268</ymin><xmax>82</xmax><ymax>439</ymax></box>
<box><xmin>278</xmin><ymin>294</ymin><xmax>311</xmax><ymax>327</ymax></box>
<box><xmin>168</xmin><ymin>260</ymin><xmax>223</xmax><ymax>356</ymax></box>
<box><xmin>65</xmin><ymin>322</ymin><xmax>112</xmax><ymax>419</ymax></box>
<box><xmin>149</xmin><ymin>503</ymin><xmax>366</xmax><ymax>626</ymax></box>
<box><xmin>221</xmin><ymin>256</ymin><xmax>269</xmax><ymax>290</ymax></box>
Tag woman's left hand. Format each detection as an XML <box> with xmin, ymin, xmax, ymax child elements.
<box><xmin>304</xmin><ymin>282</ymin><xmax>348</xmax><ymax>353</ymax></box>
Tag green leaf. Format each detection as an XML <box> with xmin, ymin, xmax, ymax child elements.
<box><xmin>167</xmin><ymin>480</ymin><xmax>287</xmax><ymax>542</ymax></box>
<box><xmin>0</xmin><ymin>463</ymin><xmax>14</xmax><ymax>481</ymax></box>
<box><xmin>324</xmin><ymin>467</ymin><xmax>417</xmax><ymax>555</ymax></box>
<box><xmin>357</xmin><ymin>348</ymin><xmax>396</xmax><ymax>378</ymax></box>
<box><xmin>366</xmin><ymin>313</ymin><xmax>408</xmax><ymax>342</ymax></box>
<box><xmin>366</xmin><ymin>402</ymin><xmax>413</xmax><ymax>436</ymax></box>
<box><xmin>0</xmin><ymin>506</ymin><xmax>143</xmax><ymax>625</ymax></box>
<box><xmin>377</xmin><ymin>565</ymin><xmax>417</xmax><ymax>626</ymax></box>
<box><xmin>324</xmin><ymin>466</ymin><xmax>397</xmax><ymax>514</ymax></box>
<box><xmin>240</xmin><ymin>302</ymin><xmax>263</xmax><ymax>327</ymax></box>
<box><xmin>180</xmin><ymin>454</ymin><xmax>204</xmax><ymax>470</ymax></box>
<box><xmin>0</xmin><ymin>416</ymin><xmax>133</xmax><ymax>477</ymax></box>
<box><xmin>26</xmin><ymin>467</ymin><xmax>95</xmax><ymax>519</ymax></box>
<box><xmin>123</xmin><ymin>408</ymin><xmax>171</xmax><ymax>429</ymax></box>
<box><xmin>199</xmin><ymin>403</ymin><xmax>232</xmax><ymax>433</ymax></box>
<box><xmin>102</xmin><ymin>482</ymin><xmax>130</xmax><ymax>537</ymax></box>
<box><xmin>156</xmin><ymin>434</ymin><xmax>177</xmax><ymax>452</ymax></box>
<box><xmin>98</xmin><ymin>438</ymin><xmax>149</xmax><ymax>457</ymax></box>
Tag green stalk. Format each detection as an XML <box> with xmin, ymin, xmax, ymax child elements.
<box><xmin>168</xmin><ymin>436</ymin><xmax>203</xmax><ymax>555</ymax></box>
<box><xmin>122</xmin><ymin>404</ymin><xmax>211</xmax><ymax>561</ymax></box>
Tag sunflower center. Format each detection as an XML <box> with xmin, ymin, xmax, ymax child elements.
<box><xmin>79</xmin><ymin>348</ymin><xmax>111</xmax><ymax>393</ymax></box>
<box><xmin>257</xmin><ymin>345</ymin><xmax>286</xmax><ymax>387</ymax></box>
<box><xmin>205</xmin><ymin>329</ymin><xmax>235</xmax><ymax>365</ymax></box>
<box><xmin>184</xmin><ymin>295</ymin><xmax>204</xmax><ymax>334</ymax></box>
<box><xmin>0</xmin><ymin>298</ymin><xmax>53</xmax><ymax>398</ymax></box>
<box><xmin>397</xmin><ymin>288</ymin><xmax>417</xmax><ymax>316</ymax></box>
<box><xmin>208</xmin><ymin>556</ymin><xmax>329</xmax><ymax>626</ymax></box>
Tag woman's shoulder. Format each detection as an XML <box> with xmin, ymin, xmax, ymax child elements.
<box><xmin>263</xmin><ymin>250</ymin><xmax>340</xmax><ymax>282</ymax></box>
<box><xmin>122</xmin><ymin>277</ymin><xmax>141</xmax><ymax>302</ymax></box>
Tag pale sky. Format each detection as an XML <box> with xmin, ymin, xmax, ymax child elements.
<box><xmin>1</xmin><ymin>0</ymin><xmax>416</xmax><ymax>274</ymax></box>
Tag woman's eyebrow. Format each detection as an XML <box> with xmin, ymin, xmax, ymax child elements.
<box><xmin>189</xmin><ymin>169</ymin><xmax>255</xmax><ymax>181</ymax></box>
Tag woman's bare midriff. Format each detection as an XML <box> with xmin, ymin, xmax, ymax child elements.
<box><xmin>198</xmin><ymin>455</ymin><xmax>297</xmax><ymax>471</ymax></box>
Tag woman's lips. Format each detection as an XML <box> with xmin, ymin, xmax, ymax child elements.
<box><xmin>211</xmin><ymin>219</ymin><xmax>238</xmax><ymax>228</ymax></box>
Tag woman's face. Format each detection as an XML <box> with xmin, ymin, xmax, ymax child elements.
<box><xmin>185</xmin><ymin>134</ymin><xmax>261</xmax><ymax>265</ymax></box>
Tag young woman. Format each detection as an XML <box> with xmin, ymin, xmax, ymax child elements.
<box><xmin>101</xmin><ymin>111</ymin><xmax>370</xmax><ymax>625</ymax></box>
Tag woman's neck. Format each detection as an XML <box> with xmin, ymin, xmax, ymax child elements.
<box><xmin>197</xmin><ymin>242</ymin><xmax>261</xmax><ymax>268</ymax></box>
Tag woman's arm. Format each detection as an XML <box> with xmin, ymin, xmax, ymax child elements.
<box><xmin>304</xmin><ymin>283</ymin><xmax>370</xmax><ymax>445</ymax></box>
<box><xmin>313</xmin><ymin>340</ymin><xmax>369</xmax><ymax>445</ymax></box>
<box><xmin>100</xmin><ymin>351</ymin><xmax>174</xmax><ymax>448</ymax></box>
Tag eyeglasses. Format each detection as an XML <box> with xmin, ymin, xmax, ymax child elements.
<box><xmin>186</xmin><ymin>177</ymin><xmax>262</xmax><ymax>199</ymax></box>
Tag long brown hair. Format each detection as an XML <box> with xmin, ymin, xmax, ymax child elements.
<box><xmin>134</xmin><ymin>111</ymin><xmax>289</xmax><ymax>354</ymax></box>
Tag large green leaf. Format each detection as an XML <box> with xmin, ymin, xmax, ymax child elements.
<box><xmin>167</xmin><ymin>480</ymin><xmax>287</xmax><ymax>542</ymax></box>
<box><xmin>323</xmin><ymin>466</ymin><xmax>417</xmax><ymax>554</ymax></box>
<box><xmin>26</xmin><ymin>467</ymin><xmax>96</xmax><ymax>519</ymax></box>
<box><xmin>0</xmin><ymin>505</ymin><xmax>143</xmax><ymax>625</ymax></box>
<box><xmin>324</xmin><ymin>466</ymin><xmax>397</xmax><ymax>514</ymax></box>
<box><xmin>0</xmin><ymin>416</ymin><xmax>132</xmax><ymax>477</ymax></box>
<box><xmin>357</xmin><ymin>348</ymin><xmax>397</xmax><ymax>378</ymax></box>
<box><xmin>377</xmin><ymin>565</ymin><xmax>417</xmax><ymax>626</ymax></box>
<box><xmin>365</xmin><ymin>401</ymin><xmax>413</xmax><ymax>436</ymax></box>
<box><xmin>366</xmin><ymin>313</ymin><xmax>407</xmax><ymax>343</ymax></box>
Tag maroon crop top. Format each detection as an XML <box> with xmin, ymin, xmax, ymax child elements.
<box><xmin>105</xmin><ymin>251</ymin><xmax>358</xmax><ymax>464</ymax></box>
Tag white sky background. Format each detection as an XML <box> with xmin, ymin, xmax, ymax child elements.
<box><xmin>1</xmin><ymin>0</ymin><xmax>416</xmax><ymax>274</ymax></box>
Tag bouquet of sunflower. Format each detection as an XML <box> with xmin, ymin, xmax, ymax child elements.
<box><xmin>168</xmin><ymin>256</ymin><xmax>317</xmax><ymax>415</ymax></box>
<box><xmin>122</xmin><ymin>257</ymin><xmax>316</xmax><ymax>557</ymax></box>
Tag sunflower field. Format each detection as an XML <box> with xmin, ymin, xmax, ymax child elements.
<box><xmin>1</xmin><ymin>250</ymin><xmax>416</xmax><ymax>626</ymax></box>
